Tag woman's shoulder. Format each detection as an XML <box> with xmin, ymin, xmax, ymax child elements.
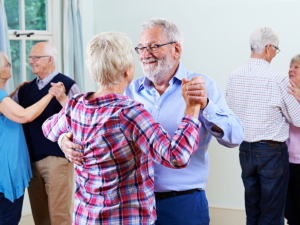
<box><xmin>120</xmin><ymin>98</ymin><xmax>151</xmax><ymax>119</ymax></box>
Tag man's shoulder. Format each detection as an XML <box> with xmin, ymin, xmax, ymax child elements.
<box><xmin>230</xmin><ymin>62</ymin><xmax>286</xmax><ymax>80</ymax></box>
<box><xmin>229</xmin><ymin>64</ymin><xmax>249</xmax><ymax>77</ymax></box>
<box><xmin>55</xmin><ymin>73</ymin><xmax>76</xmax><ymax>83</ymax></box>
<box><xmin>186</xmin><ymin>69</ymin><xmax>218</xmax><ymax>88</ymax></box>
<box><xmin>267</xmin><ymin>68</ymin><xmax>287</xmax><ymax>83</ymax></box>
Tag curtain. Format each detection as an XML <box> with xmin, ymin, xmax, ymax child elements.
<box><xmin>0</xmin><ymin>0</ymin><xmax>13</xmax><ymax>93</ymax></box>
<box><xmin>63</xmin><ymin>0</ymin><xmax>85</xmax><ymax>92</ymax></box>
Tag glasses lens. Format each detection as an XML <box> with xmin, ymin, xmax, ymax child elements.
<box><xmin>148</xmin><ymin>46</ymin><xmax>158</xmax><ymax>53</ymax></box>
<box><xmin>136</xmin><ymin>47</ymin><xmax>147</xmax><ymax>54</ymax></box>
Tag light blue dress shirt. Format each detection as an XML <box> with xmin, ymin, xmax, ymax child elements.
<box><xmin>0</xmin><ymin>89</ymin><xmax>32</xmax><ymax>202</ymax></box>
<box><xmin>124</xmin><ymin>62</ymin><xmax>244</xmax><ymax>192</ymax></box>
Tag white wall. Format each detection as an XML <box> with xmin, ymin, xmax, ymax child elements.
<box><xmin>21</xmin><ymin>0</ymin><xmax>300</xmax><ymax>217</ymax></box>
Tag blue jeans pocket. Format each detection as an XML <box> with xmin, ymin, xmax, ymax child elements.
<box><xmin>257</xmin><ymin>152</ymin><xmax>283</xmax><ymax>178</ymax></box>
<box><xmin>239</xmin><ymin>151</ymin><xmax>246</xmax><ymax>173</ymax></box>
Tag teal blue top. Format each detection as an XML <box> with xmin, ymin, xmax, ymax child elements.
<box><xmin>0</xmin><ymin>89</ymin><xmax>32</xmax><ymax>202</ymax></box>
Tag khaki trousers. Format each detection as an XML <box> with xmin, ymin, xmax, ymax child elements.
<box><xmin>28</xmin><ymin>156</ymin><xmax>74</xmax><ymax>225</ymax></box>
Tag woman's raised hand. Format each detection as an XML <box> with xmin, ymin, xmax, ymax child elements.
<box><xmin>288</xmin><ymin>80</ymin><xmax>300</xmax><ymax>102</ymax></box>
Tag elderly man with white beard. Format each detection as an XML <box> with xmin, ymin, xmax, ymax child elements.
<box><xmin>59</xmin><ymin>18</ymin><xmax>244</xmax><ymax>225</ymax></box>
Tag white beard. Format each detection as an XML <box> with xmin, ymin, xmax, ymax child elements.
<box><xmin>140</xmin><ymin>54</ymin><xmax>176</xmax><ymax>83</ymax></box>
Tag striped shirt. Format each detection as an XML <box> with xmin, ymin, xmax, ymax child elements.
<box><xmin>12</xmin><ymin>69</ymin><xmax>81</xmax><ymax>103</ymax></box>
<box><xmin>226</xmin><ymin>58</ymin><xmax>300</xmax><ymax>142</ymax></box>
<box><xmin>42</xmin><ymin>93</ymin><xmax>200</xmax><ymax>225</ymax></box>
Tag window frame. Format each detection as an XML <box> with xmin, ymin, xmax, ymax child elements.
<box><xmin>7</xmin><ymin>0</ymin><xmax>54</xmax><ymax>87</ymax></box>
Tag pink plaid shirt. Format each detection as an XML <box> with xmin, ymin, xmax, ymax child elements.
<box><xmin>42</xmin><ymin>92</ymin><xmax>200</xmax><ymax>225</ymax></box>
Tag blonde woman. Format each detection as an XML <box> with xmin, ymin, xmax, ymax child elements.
<box><xmin>0</xmin><ymin>51</ymin><xmax>61</xmax><ymax>225</ymax></box>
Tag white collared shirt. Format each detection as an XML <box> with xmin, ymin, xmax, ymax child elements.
<box><xmin>226</xmin><ymin>58</ymin><xmax>300</xmax><ymax>142</ymax></box>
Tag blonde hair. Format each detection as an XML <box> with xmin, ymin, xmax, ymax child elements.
<box><xmin>85</xmin><ymin>32</ymin><xmax>134</xmax><ymax>87</ymax></box>
<box><xmin>0</xmin><ymin>51</ymin><xmax>9</xmax><ymax>74</ymax></box>
<box><xmin>290</xmin><ymin>54</ymin><xmax>300</xmax><ymax>65</ymax></box>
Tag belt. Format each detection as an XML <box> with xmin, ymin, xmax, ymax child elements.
<box><xmin>255</xmin><ymin>140</ymin><xmax>281</xmax><ymax>145</ymax></box>
<box><xmin>155</xmin><ymin>188</ymin><xmax>199</xmax><ymax>200</ymax></box>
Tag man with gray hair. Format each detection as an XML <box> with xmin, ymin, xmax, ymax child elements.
<box><xmin>226</xmin><ymin>27</ymin><xmax>300</xmax><ymax>224</ymax></box>
<box><xmin>12</xmin><ymin>42</ymin><xmax>81</xmax><ymax>225</ymax></box>
<box><xmin>60</xmin><ymin>18</ymin><xmax>244</xmax><ymax>224</ymax></box>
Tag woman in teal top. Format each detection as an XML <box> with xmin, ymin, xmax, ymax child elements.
<box><xmin>0</xmin><ymin>51</ymin><xmax>62</xmax><ymax>225</ymax></box>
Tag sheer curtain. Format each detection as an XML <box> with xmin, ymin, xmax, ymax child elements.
<box><xmin>63</xmin><ymin>0</ymin><xmax>85</xmax><ymax>92</ymax></box>
<box><xmin>0</xmin><ymin>0</ymin><xmax>13</xmax><ymax>93</ymax></box>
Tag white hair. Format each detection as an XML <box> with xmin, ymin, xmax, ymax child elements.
<box><xmin>141</xmin><ymin>18</ymin><xmax>184</xmax><ymax>52</ymax></box>
<box><xmin>85</xmin><ymin>32</ymin><xmax>134</xmax><ymax>87</ymax></box>
<box><xmin>0</xmin><ymin>51</ymin><xmax>9</xmax><ymax>73</ymax></box>
<box><xmin>290</xmin><ymin>54</ymin><xmax>300</xmax><ymax>66</ymax></box>
<box><xmin>44</xmin><ymin>43</ymin><xmax>58</xmax><ymax>66</ymax></box>
<box><xmin>250</xmin><ymin>27</ymin><xmax>279</xmax><ymax>55</ymax></box>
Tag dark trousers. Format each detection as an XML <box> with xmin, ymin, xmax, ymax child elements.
<box><xmin>239</xmin><ymin>141</ymin><xmax>289</xmax><ymax>225</ymax></box>
<box><xmin>285</xmin><ymin>163</ymin><xmax>300</xmax><ymax>225</ymax></box>
<box><xmin>0</xmin><ymin>193</ymin><xmax>24</xmax><ymax>225</ymax></box>
<box><xmin>155</xmin><ymin>190</ymin><xmax>209</xmax><ymax>225</ymax></box>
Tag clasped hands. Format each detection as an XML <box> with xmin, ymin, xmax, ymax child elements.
<box><xmin>61</xmin><ymin>76</ymin><xmax>208</xmax><ymax>166</ymax></box>
<box><xmin>182</xmin><ymin>76</ymin><xmax>208</xmax><ymax>110</ymax></box>
<box><xmin>10</xmin><ymin>81</ymin><xmax>67</xmax><ymax>105</ymax></box>
<box><xmin>48</xmin><ymin>82</ymin><xmax>68</xmax><ymax>106</ymax></box>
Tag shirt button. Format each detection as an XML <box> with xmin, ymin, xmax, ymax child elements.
<box><xmin>155</xmin><ymin>105</ymin><xmax>158</xmax><ymax>109</ymax></box>
<box><xmin>207</xmin><ymin>115</ymin><xmax>210</xmax><ymax>118</ymax></box>
<box><xmin>203</xmin><ymin>111</ymin><xmax>206</xmax><ymax>114</ymax></box>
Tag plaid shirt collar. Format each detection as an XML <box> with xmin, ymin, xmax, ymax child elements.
<box><xmin>36</xmin><ymin>69</ymin><xmax>59</xmax><ymax>90</ymax></box>
<box><xmin>83</xmin><ymin>92</ymin><xmax>129</xmax><ymax>108</ymax></box>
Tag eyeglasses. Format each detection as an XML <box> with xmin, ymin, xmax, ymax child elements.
<box><xmin>28</xmin><ymin>56</ymin><xmax>50</xmax><ymax>61</ymax></box>
<box><xmin>135</xmin><ymin>42</ymin><xmax>176</xmax><ymax>54</ymax></box>
<box><xmin>265</xmin><ymin>45</ymin><xmax>280</xmax><ymax>54</ymax></box>
<box><xmin>5</xmin><ymin>62</ymin><xmax>11</xmax><ymax>67</ymax></box>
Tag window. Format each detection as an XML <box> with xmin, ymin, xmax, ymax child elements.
<box><xmin>5</xmin><ymin>0</ymin><xmax>53</xmax><ymax>89</ymax></box>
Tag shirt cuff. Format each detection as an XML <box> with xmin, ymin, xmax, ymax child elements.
<box><xmin>58</xmin><ymin>133</ymin><xmax>67</xmax><ymax>150</ymax></box>
<box><xmin>200</xmin><ymin>98</ymin><xmax>218</xmax><ymax>122</ymax></box>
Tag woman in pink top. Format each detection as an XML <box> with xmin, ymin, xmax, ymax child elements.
<box><xmin>285</xmin><ymin>54</ymin><xmax>300</xmax><ymax>225</ymax></box>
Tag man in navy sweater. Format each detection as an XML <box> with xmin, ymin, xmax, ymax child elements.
<box><xmin>12</xmin><ymin>42</ymin><xmax>81</xmax><ymax>225</ymax></box>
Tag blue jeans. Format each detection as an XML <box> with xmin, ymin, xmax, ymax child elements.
<box><xmin>155</xmin><ymin>190</ymin><xmax>209</xmax><ymax>225</ymax></box>
<box><xmin>0</xmin><ymin>193</ymin><xmax>24</xmax><ymax>225</ymax></box>
<box><xmin>239</xmin><ymin>141</ymin><xmax>289</xmax><ymax>225</ymax></box>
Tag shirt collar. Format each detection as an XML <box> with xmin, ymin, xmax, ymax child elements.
<box><xmin>247</xmin><ymin>58</ymin><xmax>270</xmax><ymax>66</ymax></box>
<box><xmin>137</xmin><ymin>62</ymin><xmax>187</xmax><ymax>91</ymax></box>
<box><xmin>36</xmin><ymin>69</ymin><xmax>59</xmax><ymax>85</ymax></box>
<box><xmin>83</xmin><ymin>92</ymin><xmax>129</xmax><ymax>108</ymax></box>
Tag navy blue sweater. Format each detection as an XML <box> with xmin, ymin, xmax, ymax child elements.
<box><xmin>19</xmin><ymin>73</ymin><xmax>76</xmax><ymax>162</ymax></box>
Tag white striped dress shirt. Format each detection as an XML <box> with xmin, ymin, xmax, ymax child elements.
<box><xmin>226</xmin><ymin>58</ymin><xmax>300</xmax><ymax>142</ymax></box>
